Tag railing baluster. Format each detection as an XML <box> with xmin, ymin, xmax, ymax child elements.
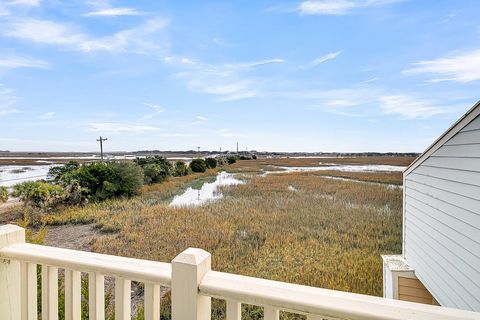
<box><xmin>115</xmin><ymin>277</ymin><xmax>131</xmax><ymax>320</ymax></box>
<box><xmin>144</xmin><ymin>283</ymin><xmax>160</xmax><ymax>320</ymax></box>
<box><xmin>264</xmin><ymin>307</ymin><xmax>279</xmax><ymax>320</ymax></box>
<box><xmin>88</xmin><ymin>272</ymin><xmax>105</xmax><ymax>320</ymax></box>
<box><xmin>20</xmin><ymin>262</ymin><xmax>37</xmax><ymax>320</ymax></box>
<box><xmin>41</xmin><ymin>265</ymin><xmax>58</xmax><ymax>320</ymax></box>
<box><xmin>226</xmin><ymin>300</ymin><xmax>241</xmax><ymax>320</ymax></box>
<box><xmin>65</xmin><ymin>269</ymin><xmax>81</xmax><ymax>320</ymax></box>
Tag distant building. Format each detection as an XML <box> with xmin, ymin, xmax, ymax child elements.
<box><xmin>383</xmin><ymin>101</ymin><xmax>480</xmax><ymax>311</ymax></box>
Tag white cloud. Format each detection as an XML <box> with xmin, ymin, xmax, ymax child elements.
<box><xmin>0</xmin><ymin>6</ymin><xmax>9</xmax><ymax>16</ymax></box>
<box><xmin>0</xmin><ymin>55</ymin><xmax>48</xmax><ymax>70</ymax></box>
<box><xmin>299</xmin><ymin>0</ymin><xmax>356</xmax><ymax>15</ymax></box>
<box><xmin>275</xmin><ymin>86</ymin><xmax>456</xmax><ymax>119</ymax></box>
<box><xmin>310</xmin><ymin>51</ymin><xmax>342</xmax><ymax>67</ymax></box>
<box><xmin>234</xmin><ymin>59</ymin><xmax>285</xmax><ymax>68</ymax></box>
<box><xmin>403</xmin><ymin>49</ymin><xmax>480</xmax><ymax>83</ymax></box>
<box><xmin>143</xmin><ymin>102</ymin><xmax>164</xmax><ymax>110</ymax></box>
<box><xmin>0</xmin><ymin>84</ymin><xmax>19</xmax><ymax>116</ymax></box>
<box><xmin>196</xmin><ymin>116</ymin><xmax>208</xmax><ymax>121</ymax></box>
<box><xmin>3</xmin><ymin>18</ymin><xmax>167</xmax><ymax>53</ymax></box>
<box><xmin>378</xmin><ymin>95</ymin><xmax>451</xmax><ymax>119</ymax></box>
<box><xmin>169</xmin><ymin>57</ymin><xmax>283</xmax><ymax>101</ymax></box>
<box><xmin>38</xmin><ymin>111</ymin><xmax>55</xmax><ymax>120</ymax></box>
<box><xmin>361</xmin><ymin>77</ymin><xmax>379</xmax><ymax>83</ymax></box>
<box><xmin>88</xmin><ymin>122</ymin><xmax>160</xmax><ymax>133</ymax></box>
<box><xmin>140</xmin><ymin>102</ymin><xmax>165</xmax><ymax>120</ymax></box>
<box><xmin>298</xmin><ymin>0</ymin><xmax>402</xmax><ymax>15</ymax></box>
<box><xmin>85</xmin><ymin>7</ymin><xmax>142</xmax><ymax>17</ymax></box>
<box><xmin>6</xmin><ymin>0</ymin><xmax>40</xmax><ymax>6</ymax></box>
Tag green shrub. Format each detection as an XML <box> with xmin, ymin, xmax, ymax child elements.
<box><xmin>217</xmin><ymin>157</ymin><xmax>227</xmax><ymax>167</ymax></box>
<box><xmin>48</xmin><ymin>161</ymin><xmax>80</xmax><ymax>183</ymax></box>
<box><xmin>134</xmin><ymin>156</ymin><xmax>173</xmax><ymax>184</ymax></box>
<box><xmin>174</xmin><ymin>160</ymin><xmax>189</xmax><ymax>176</ymax></box>
<box><xmin>0</xmin><ymin>186</ymin><xmax>8</xmax><ymax>203</ymax></box>
<box><xmin>205</xmin><ymin>157</ymin><xmax>217</xmax><ymax>169</ymax></box>
<box><xmin>12</xmin><ymin>181</ymin><xmax>64</xmax><ymax>209</ymax></box>
<box><xmin>63</xmin><ymin>161</ymin><xmax>144</xmax><ymax>201</ymax></box>
<box><xmin>189</xmin><ymin>158</ymin><xmax>207</xmax><ymax>173</ymax></box>
<box><xmin>142</xmin><ymin>163</ymin><xmax>168</xmax><ymax>184</ymax></box>
<box><xmin>226</xmin><ymin>156</ymin><xmax>237</xmax><ymax>164</ymax></box>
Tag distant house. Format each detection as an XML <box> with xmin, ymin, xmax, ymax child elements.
<box><xmin>383</xmin><ymin>101</ymin><xmax>480</xmax><ymax>311</ymax></box>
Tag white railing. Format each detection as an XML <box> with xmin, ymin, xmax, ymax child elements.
<box><xmin>1</xmin><ymin>224</ymin><xmax>479</xmax><ymax>320</ymax></box>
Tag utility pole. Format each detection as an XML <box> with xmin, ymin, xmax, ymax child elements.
<box><xmin>96</xmin><ymin>136</ymin><xmax>108</xmax><ymax>161</ymax></box>
<box><xmin>197</xmin><ymin>146</ymin><xmax>201</xmax><ymax>154</ymax></box>
<box><xmin>236</xmin><ymin>142</ymin><xmax>239</xmax><ymax>154</ymax></box>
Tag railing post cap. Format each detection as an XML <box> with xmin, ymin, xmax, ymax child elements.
<box><xmin>172</xmin><ymin>248</ymin><xmax>211</xmax><ymax>266</ymax></box>
<box><xmin>0</xmin><ymin>224</ymin><xmax>25</xmax><ymax>247</ymax></box>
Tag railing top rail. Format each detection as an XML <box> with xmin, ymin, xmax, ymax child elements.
<box><xmin>0</xmin><ymin>243</ymin><xmax>171</xmax><ymax>285</ymax></box>
<box><xmin>200</xmin><ymin>271</ymin><xmax>480</xmax><ymax>320</ymax></box>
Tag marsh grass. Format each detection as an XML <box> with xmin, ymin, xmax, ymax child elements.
<box><xmin>26</xmin><ymin>159</ymin><xmax>407</xmax><ymax>319</ymax></box>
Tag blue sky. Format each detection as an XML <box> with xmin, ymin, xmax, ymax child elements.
<box><xmin>0</xmin><ymin>0</ymin><xmax>479</xmax><ymax>152</ymax></box>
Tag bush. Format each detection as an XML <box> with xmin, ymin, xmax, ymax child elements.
<box><xmin>142</xmin><ymin>163</ymin><xmax>168</xmax><ymax>184</ymax></box>
<box><xmin>12</xmin><ymin>181</ymin><xmax>64</xmax><ymax>209</ymax></box>
<box><xmin>226</xmin><ymin>156</ymin><xmax>237</xmax><ymax>164</ymax></box>
<box><xmin>174</xmin><ymin>160</ymin><xmax>189</xmax><ymax>176</ymax></box>
<box><xmin>63</xmin><ymin>161</ymin><xmax>144</xmax><ymax>201</ymax></box>
<box><xmin>216</xmin><ymin>157</ymin><xmax>227</xmax><ymax>167</ymax></box>
<box><xmin>252</xmin><ymin>154</ymin><xmax>257</xmax><ymax>160</ymax></box>
<box><xmin>205</xmin><ymin>157</ymin><xmax>217</xmax><ymax>169</ymax></box>
<box><xmin>189</xmin><ymin>159</ymin><xmax>207</xmax><ymax>173</ymax></box>
<box><xmin>134</xmin><ymin>156</ymin><xmax>172</xmax><ymax>184</ymax></box>
<box><xmin>48</xmin><ymin>161</ymin><xmax>80</xmax><ymax>183</ymax></box>
<box><xmin>101</xmin><ymin>162</ymin><xmax>144</xmax><ymax>199</ymax></box>
<box><xmin>0</xmin><ymin>186</ymin><xmax>8</xmax><ymax>203</ymax></box>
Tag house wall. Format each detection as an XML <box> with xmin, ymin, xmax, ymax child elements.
<box><xmin>404</xmin><ymin>114</ymin><xmax>480</xmax><ymax>311</ymax></box>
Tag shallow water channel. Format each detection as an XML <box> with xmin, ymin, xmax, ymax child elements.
<box><xmin>169</xmin><ymin>171</ymin><xmax>244</xmax><ymax>207</ymax></box>
<box><xmin>0</xmin><ymin>165</ymin><xmax>56</xmax><ymax>187</ymax></box>
<box><xmin>272</xmin><ymin>164</ymin><xmax>406</xmax><ymax>173</ymax></box>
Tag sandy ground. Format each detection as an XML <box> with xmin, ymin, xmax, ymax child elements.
<box><xmin>43</xmin><ymin>223</ymin><xmax>101</xmax><ymax>250</ymax></box>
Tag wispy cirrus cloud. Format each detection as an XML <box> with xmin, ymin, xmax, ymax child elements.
<box><xmin>85</xmin><ymin>7</ymin><xmax>143</xmax><ymax>17</ymax></box>
<box><xmin>88</xmin><ymin>122</ymin><xmax>160</xmax><ymax>133</ymax></box>
<box><xmin>2</xmin><ymin>17</ymin><xmax>167</xmax><ymax>53</ymax></box>
<box><xmin>7</xmin><ymin>0</ymin><xmax>41</xmax><ymax>6</ymax></box>
<box><xmin>38</xmin><ymin>111</ymin><xmax>55</xmax><ymax>120</ymax></box>
<box><xmin>167</xmin><ymin>56</ymin><xmax>284</xmax><ymax>101</ymax></box>
<box><xmin>0</xmin><ymin>84</ymin><xmax>19</xmax><ymax>116</ymax></box>
<box><xmin>301</xmin><ymin>51</ymin><xmax>341</xmax><ymax>69</ymax></box>
<box><xmin>378</xmin><ymin>95</ymin><xmax>451</xmax><ymax>119</ymax></box>
<box><xmin>140</xmin><ymin>102</ymin><xmax>165</xmax><ymax>120</ymax></box>
<box><xmin>0</xmin><ymin>0</ymin><xmax>40</xmax><ymax>16</ymax></box>
<box><xmin>298</xmin><ymin>0</ymin><xmax>402</xmax><ymax>15</ymax></box>
<box><xmin>0</xmin><ymin>55</ymin><xmax>48</xmax><ymax>70</ymax></box>
<box><xmin>403</xmin><ymin>49</ymin><xmax>480</xmax><ymax>83</ymax></box>
<box><xmin>275</xmin><ymin>86</ymin><xmax>456</xmax><ymax>119</ymax></box>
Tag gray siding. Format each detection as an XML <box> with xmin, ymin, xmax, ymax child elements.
<box><xmin>404</xmin><ymin>115</ymin><xmax>480</xmax><ymax>311</ymax></box>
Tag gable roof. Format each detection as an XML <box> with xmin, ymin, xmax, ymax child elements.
<box><xmin>404</xmin><ymin>100</ymin><xmax>480</xmax><ymax>176</ymax></box>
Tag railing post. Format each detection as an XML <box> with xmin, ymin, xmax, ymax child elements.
<box><xmin>171</xmin><ymin>248</ymin><xmax>211</xmax><ymax>320</ymax></box>
<box><xmin>0</xmin><ymin>224</ymin><xmax>25</xmax><ymax>320</ymax></box>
